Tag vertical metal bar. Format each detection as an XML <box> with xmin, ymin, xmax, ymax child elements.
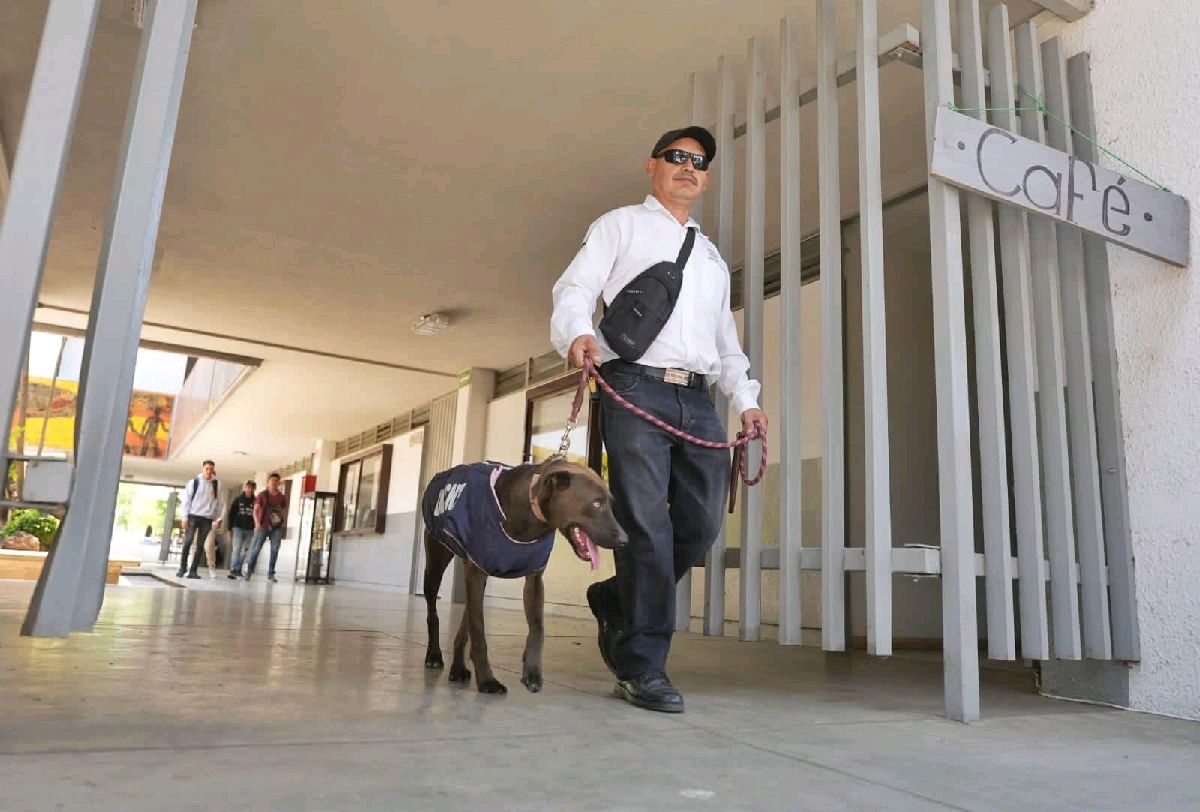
<box><xmin>676</xmin><ymin>70</ymin><xmax>712</xmax><ymax>633</ymax></box>
<box><xmin>0</xmin><ymin>0</ymin><xmax>101</xmax><ymax>489</ymax></box>
<box><xmin>36</xmin><ymin>337</ymin><xmax>68</xmax><ymax>458</ymax></box>
<box><xmin>739</xmin><ymin>35</ymin><xmax>766</xmax><ymax>643</ymax></box>
<box><xmin>1067</xmin><ymin>51</ymin><xmax>1140</xmax><ymax>661</ymax></box>
<box><xmin>1042</xmin><ymin>38</ymin><xmax>1112</xmax><ymax>659</ymax></box>
<box><xmin>986</xmin><ymin>3</ymin><xmax>1050</xmax><ymax>662</ymax></box>
<box><xmin>958</xmin><ymin>0</ymin><xmax>1016</xmax><ymax>661</ymax></box>
<box><xmin>856</xmin><ymin>0</ymin><xmax>893</xmax><ymax>658</ymax></box>
<box><xmin>23</xmin><ymin>0</ymin><xmax>200</xmax><ymax>637</ymax></box>
<box><xmin>817</xmin><ymin>0</ymin><xmax>846</xmax><ymax>653</ymax></box>
<box><xmin>921</xmin><ymin>0</ymin><xmax>980</xmax><ymax>722</ymax></box>
<box><xmin>1014</xmin><ymin>21</ymin><xmax>1082</xmax><ymax>660</ymax></box>
<box><xmin>778</xmin><ymin>15</ymin><xmax>804</xmax><ymax>646</ymax></box>
<box><xmin>703</xmin><ymin>54</ymin><xmax>736</xmax><ymax>638</ymax></box>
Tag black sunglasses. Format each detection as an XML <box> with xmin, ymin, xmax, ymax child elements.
<box><xmin>657</xmin><ymin>148</ymin><xmax>710</xmax><ymax>171</ymax></box>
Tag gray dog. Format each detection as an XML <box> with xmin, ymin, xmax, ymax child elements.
<box><xmin>421</xmin><ymin>457</ymin><xmax>627</xmax><ymax>694</ymax></box>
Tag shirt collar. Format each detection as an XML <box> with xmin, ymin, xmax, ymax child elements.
<box><xmin>642</xmin><ymin>194</ymin><xmax>699</xmax><ymax>228</ymax></box>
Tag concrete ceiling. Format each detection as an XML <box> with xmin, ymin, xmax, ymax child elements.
<box><xmin>0</xmin><ymin>0</ymin><xmax>1046</xmax><ymax>484</ymax></box>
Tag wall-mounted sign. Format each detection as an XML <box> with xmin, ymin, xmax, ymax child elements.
<box><xmin>930</xmin><ymin>107</ymin><xmax>1189</xmax><ymax>267</ymax></box>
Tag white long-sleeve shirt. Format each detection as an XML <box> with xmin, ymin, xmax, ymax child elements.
<box><xmin>551</xmin><ymin>194</ymin><xmax>761</xmax><ymax>416</ymax></box>
<box><xmin>181</xmin><ymin>473</ymin><xmax>225</xmax><ymax>522</ymax></box>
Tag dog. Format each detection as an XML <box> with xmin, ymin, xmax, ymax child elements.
<box><xmin>421</xmin><ymin>457</ymin><xmax>627</xmax><ymax>694</ymax></box>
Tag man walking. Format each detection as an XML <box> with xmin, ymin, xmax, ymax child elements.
<box><xmin>245</xmin><ymin>473</ymin><xmax>288</xmax><ymax>582</ymax></box>
<box><xmin>551</xmin><ymin>126</ymin><xmax>766</xmax><ymax>713</ymax></box>
<box><xmin>226</xmin><ymin>479</ymin><xmax>257</xmax><ymax>579</ymax></box>
<box><xmin>177</xmin><ymin>460</ymin><xmax>226</xmax><ymax>580</ymax></box>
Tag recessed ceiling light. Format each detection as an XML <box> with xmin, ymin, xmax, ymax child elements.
<box><xmin>412</xmin><ymin>312</ymin><xmax>451</xmax><ymax>336</ymax></box>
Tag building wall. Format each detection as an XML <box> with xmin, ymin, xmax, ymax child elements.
<box><xmin>328</xmin><ymin>428</ymin><xmax>426</xmax><ymax>591</ymax></box>
<box><xmin>1036</xmin><ymin>4</ymin><xmax>1200</xmax><ymax>720</ymax></box>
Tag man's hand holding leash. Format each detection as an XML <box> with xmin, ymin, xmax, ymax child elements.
<box><xmin>569</xmin><ymin>334</ymin><xmax>766</xmax><ymax>438</ymax></box>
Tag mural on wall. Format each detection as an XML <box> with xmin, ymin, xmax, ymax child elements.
<box><xmin>8</xmin><ymin>331</ymin><xmax>187</xmax><ymax>461</ymax></box>
<box><xmin>8</xmin><ymin>378</ymin><xmax>176</xmax><ymax>459</ymax></box>
<box><xmin>124</xmin><ymin>391</ymin><xmax>175</xmax><ymax>458</ymax></box>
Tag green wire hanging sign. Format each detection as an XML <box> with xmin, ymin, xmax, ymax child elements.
<box><xmin>930</xmin><ymin>106</ymin><xmax>1190</xmax><ymax>268</ymax></box>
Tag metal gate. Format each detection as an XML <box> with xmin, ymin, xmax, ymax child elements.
<box><xmin>675</xmin><ymin>0</ymin><xmax>1142</xmax><ymax>721</ymax></box>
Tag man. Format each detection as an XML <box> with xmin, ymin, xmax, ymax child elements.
<box><xmin>551</xmin><ymin>126</ymin><xmax>766</xmax><ymax>713</ymax></box>
<box><xmin>226</xmin><ymin>480</ymin><xmax>257</xmax><ymax>579</ymax></box>
<box><xmin>245</xmin><ymin>473</ymin><xmax>288</xmax><ymax>582</ymax></box>
<box><xmin>177</xmin><ymin>460</ymin><xmax>226</xmax><ymax>580</ymax></box>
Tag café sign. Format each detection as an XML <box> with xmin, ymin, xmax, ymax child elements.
<box><xmin>930</xmin><ymin>107</ymin><xmax>1189</xmax><ymax>267</ymax></box>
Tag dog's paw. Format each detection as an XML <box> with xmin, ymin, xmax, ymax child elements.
<box><xmin>478</xmin><ymin>679</ymin><xmax>508</xmax><ymax>695</ymax></box>
<box><xmin>521</xmin><ymin>670</ymin><xmax>543</xmax><ymax>693</ymax></box>
<box><xmin>425</xmin><ymin>651</ymin><xmax>444</xmax><ymax>670</ymax></box>
<box><xmin>448</xmin><ymin>664</ymin><xmax>472</xmax><ymax>683</ymax></box>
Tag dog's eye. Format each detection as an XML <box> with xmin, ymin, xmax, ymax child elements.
<box><xmin>592</xmin><ymin>499</ymin><xmax>603</xmax><ymax>509</ymax></box>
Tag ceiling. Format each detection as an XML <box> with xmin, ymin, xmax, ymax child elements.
<box><xmin>0</xmin><ymin>0</ymin><xmax>1048</xmax><ymax>484</ymax></box>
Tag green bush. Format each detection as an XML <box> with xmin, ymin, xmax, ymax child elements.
<box><xmin>2</xmin><ymin>509</ymin><xmax>61</xmax><ymax>549</ymax></box>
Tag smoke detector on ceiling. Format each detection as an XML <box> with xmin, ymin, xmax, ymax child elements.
<box><xmin>412</xmin><ymin>313</ymin><xmax>451</xmax><ymax>336</ymax></box>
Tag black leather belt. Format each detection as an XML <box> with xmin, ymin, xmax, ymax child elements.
<box><xmin>600</xmin><ymin>360</ymin><xmax>707</xmax><ymax>390</ymax></box>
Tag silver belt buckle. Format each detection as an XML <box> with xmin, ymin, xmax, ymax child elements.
<box><xmin>663</xmin><ymin>368</ymin><xmax>691</xmax><ymax>386</ymax></box>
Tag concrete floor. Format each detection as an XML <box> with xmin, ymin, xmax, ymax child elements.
<box><xmin>1</xmin><ymin>574</ymin><xmax>1197</xmax><ymax>812</ymax></box>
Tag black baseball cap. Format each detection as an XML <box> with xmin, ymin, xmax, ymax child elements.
<box><xmin>651</xmin><ymin>126</ymin><xmax>717</xmax><ymax>162</ymax></box>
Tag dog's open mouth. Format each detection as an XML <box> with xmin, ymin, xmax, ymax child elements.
<box><xmin>566</xmin><ymin>524</ymin><xmax>600</xmax><ymax>572</ymax></box>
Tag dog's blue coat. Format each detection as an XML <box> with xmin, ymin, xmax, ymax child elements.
<box><xmin>422</xmin><ymin>462</ymin><xmax>555</xmax><ymax>578</ymax></box>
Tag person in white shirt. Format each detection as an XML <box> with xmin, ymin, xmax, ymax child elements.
<box><xmin>551</xmin><ymin>126</ymin><xmax>767</xmax><ymax>713</ymax></box>
<box><xmin>176</xmin><ymin>460</ymin><xmax>226</xmax><ymax>580</ymax></box>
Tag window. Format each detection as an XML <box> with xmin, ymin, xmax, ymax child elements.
<box><xmin>524</xmin><ymin>376</ymin><xmax>606</xmax><ymax>478</ymax></box>
<box><xmin>336</xmin><ymin>444</ymin><xmax>392</xmax><ymax>534</ymax></box>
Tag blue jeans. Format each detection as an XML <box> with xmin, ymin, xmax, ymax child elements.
<box><xmin>229</xmin><ymin>527</ymin><xmax>255</xmax><ymax>575</ymax></box>
<box><xmin>591</xmin><ymin>367</ymin><xmax>730</xmax><ymax>680</ymax></box>
<box><xmin>246</xmin><ymin>526</ymin><xmax>283</xmax><ymax>577</ymax></box>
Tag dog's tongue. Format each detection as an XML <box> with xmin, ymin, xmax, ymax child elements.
<box><xmin>585</xmin><ymin>536</ymin><xmax>600</xmax><ymax>572</ymax></box>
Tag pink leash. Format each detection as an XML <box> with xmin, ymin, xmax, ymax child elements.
<box><xmin>559</xmin><ymin>356</ymin><xmax>767</xmax><ymax>514</ymax></box>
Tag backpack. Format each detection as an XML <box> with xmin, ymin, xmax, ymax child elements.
<box><xmin>597</xmin><ymin>227</ymin><xmax>695</xmax><ymax>361</ymax></box>
<box><xmin>190</xmin><ymin>476</ymin><xmax>219</xmax><ymax>502</ymax></box>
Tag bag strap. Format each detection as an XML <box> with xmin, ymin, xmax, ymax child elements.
<box><xmin>675</xmin><ymin>227</ymin><xmax>696</xmax><ymax>267</ymax></box>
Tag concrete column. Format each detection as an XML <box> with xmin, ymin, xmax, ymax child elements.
<box><xmin>0</xmin><ymin>1</ymin><xmax>101</xmax><ymax>488</ymax></box>
<box><xmin>451</xmin><ymin>368</ymin><xmax>496</xmax><ymax>465</ymax></box>
<box><xmin>447</xmin><ymin>368</ymin><xmax>496</xmax><ymax>602</ymax></box>
<box><xmin>23</xmin><ymin>0</ymin><xmax>200</xmax><ymax>637</ymax></box>
<box><xmin>158</xmin><ymin>489</ymin><xmax>178</xmax><ymax>564</ymax></box>
<box><xmin>312</xmin><ymin>440</ymin><xmax>339</xmax><ymax>492</ymax></box>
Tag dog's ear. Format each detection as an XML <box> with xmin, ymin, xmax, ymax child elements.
<box><xmin>541</xmin><ymin>470</ymin><xmax>572</xmax><ymax>494</ymax></box>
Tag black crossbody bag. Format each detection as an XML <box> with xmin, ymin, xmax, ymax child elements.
<box><xmin>598</xmin><ymin>227</ymin><xmax>695</xmax><ymax>362</ymax></box>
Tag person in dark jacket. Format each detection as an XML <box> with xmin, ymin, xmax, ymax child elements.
<box><xmin>226</xmin><ymin>480</ymin><xmax>257</xmax><ymax>579</ymax></box>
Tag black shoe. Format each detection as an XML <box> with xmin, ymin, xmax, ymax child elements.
<box><xmin>175</xmin><ymin>570</ymin><xmax>186</xmax><ymax>578</ymax></box>
<box><xmin>613</xmin><ymin>671</ymin><xmax>684</xmax><ymax>714</ymax></box>
<box><xmin>268</xmin><ymin>575</ymin><xmax>277</xmax><ymax>583</ymax></box>
<box><xmin>185</xmin><ymin>572</ymin><xmax>201</xmax><ymax>580</ymax></box>
<box><xmin>226</xmin><ymin>572</ymin><xmax>239</xmax><ymax>580</ymax></box>
<box><xmin>587</xmin><ymin>583</ymin><xmax>619</xmax><ymax>676</ymax></box>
